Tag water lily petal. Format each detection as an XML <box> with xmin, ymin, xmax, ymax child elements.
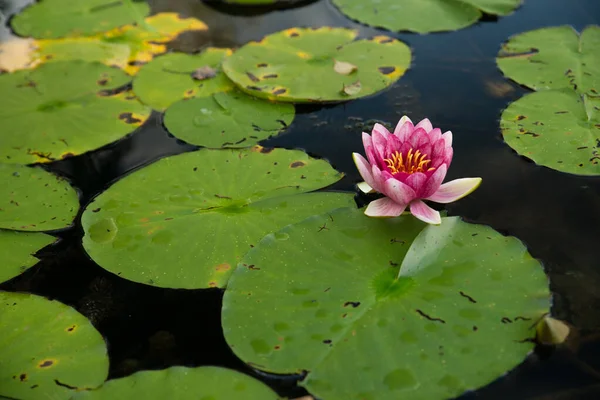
<box><xmin>420</xmin><ymin>164</ymin><xmax>447</xmax><ymax>198</ymax></box>
<box><xmin>428</xmin><ymin>128</ymin><xmax>442</xmax><ymax>143</ymax></box>
<box><xmin>383</xmin><ymin>178</ymin><xmax>416</xmax><ymax>205</ymax></box>
<box><xmin>371</xmin><ymin>129</ymin><xmax>387</xmax><ymax>160</ymax></box>
<box><xmin>384</xmin><ymin>133</ymin><xmax>402</xmax><ymax>157</ymax></box>
<box><xmin>442</xmin><ymin>131</ymin><xmax>453</xmax><ymax>148</ymax></box>
<box><xmin>405</xmin><ymin>171</ymin><xmax>427</xmax><ymax>192</ymax></box>
<box><xmin>371</xmin><ymin>164</ymin><xmax>389</xmax><ymax>192</ymax></box>
<box><xmin>366</xmin><ymin>146</ymin><xmax>384</xmax><ymax>169</ymax></box>
<box><xmin>373</xmin><ymin>123</ymin><xmax>391</xmax><ymax>137</ymax></box>
<box><xmin>357</xmin><ymin>181</ymin><xmax>375</xmax><ymax>193</ymax></box>
<box><xmin>353</xmin><ymin>153</ymin><xmax>378</xmax><ymax>192</ymax></box>
<box><xmin>365</xmin><ymin>197</ymin><xmax>406</xmax><ymax>218</ymax></box>
<box><xmin>415</xmin><ymin>118</ymin><xmax>433</xmax><ymax>133</ymax></box>
<box><xmin>409</xmin><ymin>128</ymin><xmax>429</xmax><ymax>149</ymax></box>
<box><xmin>426</xmin><ymin>177</ymin><xmax>482</xmax><ymax>204</ymax></box>
<box><xmin>394</xmin><ymin>116</ymin><xmax>414</xmax><ymax>141</ymax></box>
<box><xmin>362</xmin><ymin>132</ymin><xmax>373</xmax><ymax>152</ymax></box>
<box><xmin>410</xmin><ymin>200</ymin><xmax>441</xmax><ymax>225</ymax></box>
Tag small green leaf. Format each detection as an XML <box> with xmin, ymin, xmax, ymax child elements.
<box><xmin>0</xmin><ymin>231</ymin><xmax>55</xmax><ymax>284</ymax></box>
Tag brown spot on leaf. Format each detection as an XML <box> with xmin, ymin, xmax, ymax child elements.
<box><xmin>378</xmin><ymin>66</ymin><xmax>396</xmax><ymax>75</ymax></box>
<box><xmin>246</xmin><ymin>85</ymin><xmax>263</xmax><ymax>91</ymax></box>
<box><xmin>260</xmin><ymin>147</ymin><xmax>274</xmax><ymax>154</ymax></box>
<box><xmin>257</xmin><ymin>63</ymin><xmax>268</xmax><ymax>68</ymax></box>
<box><xmin>208</xmin><ymin>281</ymin><xmax>218</xmax><ymax>288</ymax></box>
<box><xmin>215</xmin><ymin>263</ymin><xmax>231</xmax><ymax>272</ymax></box>
<box><xmin>97</xmin><ymin>78</ymin><xmax>108</xmax><ymax>86</ymax></box>
<box><xmin>516</xmin><ymin>115</ymin><xmax>526</xmax><ymax>120</ymax></box>
<box><xmin>92</xmin><ymin>208</ymin><xmax>101</xmax><ymax>213</ymax></box>
<box><xmin>290</xmin><ymin>161</ymin><xmax>305</xmax><ymax>168</ymax></box>
<box><xmin>118</xmin><ymin>112</ymin><xmax>142</xmax><ymax>124</ymax></box>
<box><xmin>19</xmin><ymin>373</ymin><xmax>27</xmax><ymax>381</ymax></box>
<box><xmin>272</xmin><ymin>88</ymin><xmax>286</xmax><ymax>95</ymax></box>
<box><xmin>246</xmin><ymin>72</ymin><xmax>260</xmax><ymax>82</ymax></box>
<box><xmin>263</xmin><ymin>74</ymin><xmax>278</xmax><ymax>79</ymax></box>
<box><xmin>38</xmin><ymin>360</ymin><xmax>55</xmax><ymax>368</ymax></box>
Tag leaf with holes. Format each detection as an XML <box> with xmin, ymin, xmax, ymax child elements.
<box><xmin>0</xmin><ymin>164</ymin><xmax>79</xmax><ymax>231</ymax></box>
<box><xmin>71</xmin><ymin>366</ymin><xmax>281</xmax><ymax>399</ymax></box>
<box><xmin>222</xmin><ymin>208</ymin><xmax>550</xmax><ymax>400</ymax></box>
<box><xmin>81</xmin><ymin>147</ymin><xmax>354</xmax><ymax>289</ymax></box>
<box><xmin>0</xmin><ymin>61</ymin><xmax>150</xmax><ymax>164</ymax></box>
<box><xmin>133</xmin><ymin>48</ymin><xmax>234</xmax><ymax>110</ymax></box>
<box><xmin>164</xmin><ymin>90</ymin><xmax>295</xmax><ymax>148</ymax></box>
<box><xmin>497</xmin><ymin>25</ymin><xmax>600</xmax><ymax>97</ymax></box>
<box><xmin>331</xmin><ymin>0</ymin><xmax>521</xmax><ymax>34</ymax></box>
<box><xmin>11</xmin><ymin>0</ymin><xmax>150</xmax><ymax>39</ymax></box>
<box><xmin>500</xmin><ymin>89</ymin><xmax>600</xmax><ymax>175</ymax></box>
<box><xmin>0</xmin><ymin>231</ymin><xmax>55</xmax><ymax>284</ymax></box>
<box><xmin>222</xmin><ymin>27</ymin><xmax>410</xmax><ymax>103</ymax></box>
<box><xmin>0</xmin><ymin>292</ymin><xmax>109</xmax><ymax>399</ymax></box>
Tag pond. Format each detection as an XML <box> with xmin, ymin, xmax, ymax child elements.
<box><xmin>0</xmin><ymin>0</ymin><xmax>599</xmax><ymax>399</ymax></box>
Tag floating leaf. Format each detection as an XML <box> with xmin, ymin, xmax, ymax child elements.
<box><xmin>331</xmin><ymin>0</ymin><xmax>521</xmax><ymax>33</ymax></box>
<box><xmin>497</xmin><ymin>26</ymin><xmax>600</xmax><ymax>97</ymax></box>
<box><xmin>0</xmin><ymin>231</ymin><xmax>55</xmax><ymax>284</ymax></box>
<box><xmin>0</xmin><ymin>292</ymin><xmax>109</xmax><ymax>399</ymax></box>
<box><xmin>82</xmin><ymin>148</ymin><xmax>354</xmax><ymax>289</ymax></box>
<box><xmin>163</xmin><ymin>91</ymin><xmax>295</xmax><ymax>148</ymax></box>
<box><xmin>222</xmin><ymin>28</ymin><xmax>410</xmax><ymax>103</ymax></box>
<box><xmin>11</xmin><ymin>0</ymin><xmax>150</xmax><ymax>39</ymax></box>
<box><xmin>222</xmin><ymin>208</ymin><xmax>550</xmax><ymax>400</ymax></box>
<box><xmin>0</xmin><ymin>164</ymin><xmax>79</xmax><ymax>231</ymax></box>
<box><xmin>500</xmin><ymin>89</ymin><xmax>600</xmax><ymax>176</ymax></box>
<box><xmin>536</xmin><ymin>316</ymin><xmax>570</xmax><ymax>345</ymax></box>
<box><xmin>133</xmin><ymin>49</ymin><xmax>234</xmax><ymax>110</ymax></box>
<box><xmin>0</xmin><ymin>61</ymin><xmax>150</xmax><ymax>164</ymax></box>
<box><xmin>71</xmin><ymin>366</ymin><xmax>280</xmax><ymax>399</ymax></box>
<box><xmin>333</xmin><ymin>60</ymin><xmax>357</xmax><ymax>75</ymax></box>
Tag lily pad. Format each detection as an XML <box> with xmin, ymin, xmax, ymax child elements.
<box><xmin>497</xmin><ymin>25</ymin><xmax>600</xmax><ymax>97</ymax></box>
<box><xmin>11</xmin><ymin>0</ymin><xmax>150</xmax><ymax>39</ymax></box>
<box><xmin>0</xmin><ymin>231</ymin><xmax>55</xmax><ymax>284</ymax></box>
<box><xmin>331</xmin><ymin>0</ymin><xmax>521</xmax><ymax>34</ymax></box>
<box><xmin>133</xmin><ymin>49</ymin><xmax>234</xmax><ymax>110</ymax></box>
<box><xmin>0</xmin><ymin>292</ymin><xmax>109</xmax><ymax>399</ymax></box>
<box><xmin>222</xmin><ymin>208</ymin><xmax>550</xmax><ymax>400</ymax></box>
<box><xmin>0</xmin><ymin>164</ymin><xmax>79</xmax><ymax>231</ymax></box>
<box><xmin>500</xmin><ymin>89</ymin><xmax>600</xmax><ymax>176</ymax></box>
<box><xmin>222</xmin><ymin>28</ymin><xmax>411</xmax><ymax>103</ymax></box>
<box><xmin>81</xmin><ymin>147</ymin><xmax>354</xmax><ymax>289</ymax></box>
<box><xmin>0</xmin><ymin>61</ymin><xmax>150</xmax><ymax>164</ymax></box>
<box><xmin>71</xmin><ymin>366</ymin><xmax>280</xmax><ymax>399</ymax></box>
<box><xmin>163</xmin><ymin>91</ymin><xmax>295</xmax><ymax>148</ymax></box>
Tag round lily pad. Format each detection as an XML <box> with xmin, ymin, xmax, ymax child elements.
<box><xmin>0</xmin><ymin>61</ymin><xmax>150</xmax><ymax>164</ymax></box>
<box><xmin>163</xmin><ymin>91</ymin><xmax>295</xmax><ymax>148</ymax></box>
<box><xmin>0</xmin><ymin>231</ymin><xmax>55</xmax><ymax>284</ymax></box>
<box><xmin>72</xmin><ymin>366</ymin><xmax>280</xmax><ymax>399</ymax></box>
<box><xmin>222</xmin><ymin>27</ymin><xmax>411</xmax><ymax>103</ymax></box>
<box><xmin>81</xmin><ymin>147</ymin><xmax>355</xmax><ymax>289</ymax></box>
<box><xmin>11</xmin><ymin>0</ymin><xmax>150</xmax><ymax>39</ymax></box>
<box><xmin>0</xmin><ymin>291</ymin><xmax>109</xmax><ymax>399</ymax></box>
<box><xmin>331</xmin><ymin>0</ymin><xmax>520</xmax><ymax>34</ymax></box>
<box><xmin>497</xmin><ymin>25</ymin><xmax>600</xmax><ymax>97</ymax></box>
<box><xmin>133</xmin><ymin>49</ymin><xmax>235</xmax><ymax>110</ymax></box>
<box><xmin>222</xmin><ymin>208</ymin><xmax>550</xmax><ymax>400</ymax></box>
<box><xmin>0</xmin><ymin>164</ymin><xmax>79</xmax><ymax>231</ymax></box>
<box><xmin>500</xmin><ymin>89</ymin><xmax>600</xmax><ymax>176</ymax></box>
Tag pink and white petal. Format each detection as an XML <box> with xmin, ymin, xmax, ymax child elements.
<box><xmin>353</xmin><ymin>153</ymin><xmax>378</xmax><ymax>192</ymax></box>
<box><xmin>420</xmin><ymin>164</ymin><xmax>447</xmax><ymax>198</ymax></box>
<box><xmin>362</xmin><ymin>132</ymin><xmax>373</xmax><ymax>152</ymax></box>
<box><xmin>371</xmin><ymin>164</ymin><xmax>389</xmax><ymax>192</ymax></box>
<box><xmin>365</xmin><ymin>197</ymin><xmax>406</xmax><ymax>218</ymax></box>
<box><xmin>441</xmin><ymin>131</ymin><xmax>453</xmax><ymax>148</ymax></box>
<box><xmin>383</xmin><ymin>178</ymin><xmax>417</xmax><ymax>205</ymax></box>
<box><xmin>371</xmin><ymin>129</ymin><xmax>388</xmax><ymax>160</ymax></box>
<box><xmin>426</xmin><ymin>178</ymin><xmax>482</xmax><ymax>204</ymax></box>
<box><xmin>394</xmin><ymin>119</ymin><xmax>415</xmax><ymax>142</ymax></box>
<box><xmin>372</xmin><ymin>123</ymin><xmax>391</xmax><ymax>137</ymax></box>
<box><xmin>357</xmin><ymin>181</ymin><xmax>375</xmax><ymax>193</ymax></box>
<box><xmin>384</xmin><ymin>134</ymin><xmax>402</xmax><ymax>157</ymax></box>
<box><xmin>415</xmin><ymin>118</ymin><xmax>433</xmax><ymax>133</ymax></box>
<box><xmin>409</xmin><ymin>128</ymin><xmax>429</xmax><ymax>149</ymax></box>
<box><xmin>416</xmin><ymin>143</ymin><xmax>432</xmax><ymax>160</ymax></box>
<box><xmin>410</xmin><ymin>200</ymin><xmax>441</xmax><ymax>225</ymax></box>
<box><xmin>366</xmin><ymin>146</ymin><xmax>384</xmax><ymax>169</ymax></box>
<box><xmin>405</xmin><ymin>172</ymin><xmax>427</xmax><ymax>192</ymax></box>
<box><xmin>442</xmin><ymin>147</ymin><xmax>453</xmax><ymax>169</ymax></box>
<box><xmin>428</xmin><ymin>128</ymin><xmax>442</xmax><ymax>143</ymax></box>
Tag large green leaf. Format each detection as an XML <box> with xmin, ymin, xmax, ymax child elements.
<box><xmin>163</xmin><ymin>91</ymin><xmax>295</xmax><ymax>148</ymax></box>
<box><xmin>222</xmin><ymin>28</ymin><xmax>411</xmax><ymax>103</ymax></box>
<box><xmin>222</xmin><ymin>208</ymin><xmax>550</xmax><ymax>400</ymax></box>
<box><xmin>331</xmin><ymin>0</ymin><xmax>521</xmax><ymax>34</ymax></box>
<box><xmin>0</xmin><ymin>164</ymin><xmax>79</xmax><ymax>231</ymax></box>
<box><xmin>497</xmin><ymin>26</ymin><xmax>600</xmax><ymax>97</ymax></box>
<box><xmin>0</xmin><ymin>292</ymin><xmax>109</xmax><ymax>400</ymax></box>
<box><xmin>133</xmin><ymin>49</ymin><xmax>235</xmax><ymax>110</ymax></box>
<box><xmin>71</xmin><ymin>366</ymin><xmax>280</xmax><ymax>399</ymax></box>
<box><xmin>0</xmin><ymin>61</ymin><xmax>150</xmax><ymax>164</ymax></box>
<box><xmin>82</xmin><ymin>147</ymin><xmax>354</xmax><ymax>289</ymax></box>
<box><xmin>11</xmin><ymin>0</ymin><xmax>150</xmax><ymax>39</ymax></box>
<box><xmin>500</xmin><ymin>89</ymin><xmax>600</xmax><ymax>176</ymax></box>
<box><xmin>0</xmin><ymin>231</ymin><xmax>55</xmax><ymax>284</ymax></box>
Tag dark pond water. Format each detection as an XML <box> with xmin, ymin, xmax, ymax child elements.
<box><xmin>2</xmin><ymin>0</ymin><xmax>600</xmax><ymax>398</ymax></box>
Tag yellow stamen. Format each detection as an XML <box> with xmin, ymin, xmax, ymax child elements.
<box><xmin>384</xmin><ymin>149</ymin><xmax>433</xmax><ymax>174</ymax></box>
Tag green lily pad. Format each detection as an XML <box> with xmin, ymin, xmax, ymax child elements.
<box><xmin>11</xmin><ymin>0</ymin><xmax>150</xmax><ymax>39</ymax></box>
<box><xmin>133</xmin><ymin>49</ymin><xmax>235</xmax><ymax>110</ymax></box>
<box><xmin>331</xmin><ymin>0</ymin><xmax>521</xmax><ymax>34</ymax></box>
<box><xmin>0</xmin><ymin>164</ymin><xmax>79</xmax><ymax>231</ymax></box>
<box><xmin>71</xmin><ymin>366</ymin><xmax>280</xmax><ymax>399</ymax></box>
<box><xmin>497</xmin><ymin>26</ymin><xmax>600</xmax><ymax>97</ymax></box>
<box><xmin>0</xmin><ymin>61</ymin><xmax>150</xmax><ymax>164</ymax></box>
<box><xmin>163</xmin><ymin>91</ymin><xmax>295</xmax><ymax>148</ymax></box>
<box><xmin>0</xmin><ymin>292</ymin><xmax>109</xmax><ymax>399</ymax></box>
<box><xmin>500</xmin><ymin>89</ymin><xmax>600</xmax><ymax>176</ymax></box>
<box><xmin>222</xmin><ymin>208</ymin><xmax>550</xmax><ymax>400</ymax></box>
<box><xmin>0</xmin><ymin>231</ymin><xmax>55</xmax><ymax>284</ymax></box>
<box><xmin>82</xmin><ymin>147</ymin><xmax>354</xmax><ymax>289</ymax></box>
<box><xmin>222</xmin><ymin>27</ymin><xmax>411</xmax><ymax>103</ymax></box>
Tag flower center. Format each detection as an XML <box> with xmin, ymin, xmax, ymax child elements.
<box><xmin>384</xmin><ymin>149</ymin><xmax>433</xmax><ymax>174</ymax></box>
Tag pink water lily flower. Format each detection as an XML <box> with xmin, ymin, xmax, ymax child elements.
<box><xmin>353</xmin><ymin>116</ymin><xmax>482</xmax><ymax>225</ymax></box>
